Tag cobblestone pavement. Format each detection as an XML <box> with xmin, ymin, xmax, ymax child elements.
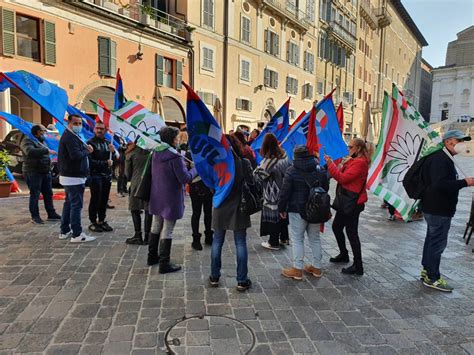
<box><xmin>0</xmin><ymin>157</ymin><xmax>473</xmax><ymax>355</ymax></box>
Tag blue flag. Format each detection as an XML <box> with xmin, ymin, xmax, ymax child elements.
<box><xmin>183</xmin><ymin>82</ymin><xmax>235</xmax><ymax>208</ymax></box>
<box><xmin>0</xmin><ymin>71</ymin><xmax>68</xmax><ymax>120</ymax></box>
<box><xmin>251</xmin><ymin>98</ymin><xmax>290</xmax><ymax>164</ymax></box>
<box><xmin>0</xmin><ymin>111</ymin><xmax>60</xmax><ymax>153</ymax></box>
<box><xmin>280</xmin><ymin>94</ymin><xmax>348</xmax><ymax>161</ymax></box>
<box><xmin>114</xmin><ymin>69</ymin><xmax>126</xmax><ymax>110</ymax></box>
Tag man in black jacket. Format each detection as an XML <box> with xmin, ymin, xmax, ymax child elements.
<box><xmin>58</xmin><ymin>114</ymin><xmax>96</xmax><ymax>243</ymax></box>
<box><xmin>87</xmin><ymin>121</ymin><xmax>117</xmax><ymax>232</ymax></box>
<box><xmin>20</xmin><ymin>125</ymin><xmax>61</xmax><ymax>224</ymax></box>
<box><xmin>420</xmin><ymin>130</ymin><xmax>474</xmax><ymax>292</ymax></box>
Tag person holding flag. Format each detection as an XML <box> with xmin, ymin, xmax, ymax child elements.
<box><xmin>20</xmin><ymin>124</ymin><xmax>61</xmax><ymax>224</ymax></box>
<box><xmin>324</xmin><ymin>138</ymin><xmax>371</xmax><ymax>275</ymax></box>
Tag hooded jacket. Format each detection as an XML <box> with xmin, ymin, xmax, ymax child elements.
<box><xmin>148</xmin><ymin>149</ymin><xmax>197</xmax><ymax>220</ymax></box>
<box><xmin>278</xmin><ymin>151</ymin><xmax>329</xmax><ymax>214</ymax></box>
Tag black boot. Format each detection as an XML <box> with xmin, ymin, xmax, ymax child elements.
<box><xmin>147</xmin><ymin>233</ymin><xmax>161</xmax><ymax>266</ymax></box>
<box><xmin>143</xmin><ymin>212</ymin><xmax>152</xmax><ymax>246</ymax></box>
<box><xmin>143</xmin><ymin>233</ymin><xmax>149</xmax><ymax>245</ymax></box>
<box><xmin>329</xmin><ymin>253</ymin><xmax>350</xmax><ymax>263</ymax></box>
<box><xmin>159</xmin><ymin>239</ymin><xmax>181</xmax><ymax>274</ymax></box>
<box><xmin>192</xmin><ymin>233</ymin><xmax>203</xmax><ymax>251</ymax></box>
<box><xmin>341</xmin><ymin>264</ymin><xmax>364</xmax><ymax>275</ymax></box>
<box><xmin>126</xmin><ymin>232</ymin><xmax>143</xmax><ymax>245</ymax></box>
<box><xmin>204</xmin><ymin>230</ymin><xmax>214</xmax><ymax>246</ymax></box>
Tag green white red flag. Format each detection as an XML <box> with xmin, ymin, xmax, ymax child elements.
<box><xmin>366</xmin><ymin>85</ymin><xmax>443</xmax><ymax>221</ymax></box>
<box><xmin>113</xmin><ymin>100</ymin><xmax>165</xmax><ymax>136</ymax></box>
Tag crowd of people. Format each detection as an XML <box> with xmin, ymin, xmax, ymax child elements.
<box><xmin>20</xmin><ymin>115</ymin><xmax>473</xmax><ymax>293</ymax></box>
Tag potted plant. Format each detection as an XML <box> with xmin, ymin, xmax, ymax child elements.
<box><xmin>140</xmin><ymin>5</ymin><xmax>154</xmax><ymax>25</ymax></box>
<box><xmin>0</xmin><ymin>149</ymin><xmax>12</xmax><ymax>198</ymax></box>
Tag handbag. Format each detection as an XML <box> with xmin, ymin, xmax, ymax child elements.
<box><xmin>134</xmin><ymin>151</ymin><xmax>153</xmax><ymax>201</ymax></box>
<box><xmin>331</xmin><ymin>183</ymin><xmax>365</xmax><ymax>215</ymax></box>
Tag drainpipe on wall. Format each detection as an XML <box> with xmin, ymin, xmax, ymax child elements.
<box><xmin>222</xmin><ymin>0</ymin><xmax>229</xmax><ymax>132</ymax></box>
<box><xmin>188</xmin><ymin>47</ymin><xmax>195</xmax><ymax>88</ymax></box>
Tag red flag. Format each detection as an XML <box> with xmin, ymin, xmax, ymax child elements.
<box><xmin>97</xmin><ymin>99</ymin><xmax>111</xmax><ymax>128</ymax></box>
<box><xmin>336</xmin><ymin>102</ymin><xmax>344</xmax><ymax>133</ymax></box>
<box><xmin>306</xmin><ymin>106</ymin><xmax>319</xmax><ymax>155</ymax></box>
<box><xmin>289</xmin><ymin>110</ymin><xmax>306</xmax><ymax>131</ymax></box>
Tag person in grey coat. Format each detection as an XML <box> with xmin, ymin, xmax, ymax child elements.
<box><xmin>209</xmin><ymin>134</ymin><xmax>253</xmax><ymax>292</ymax></box>
<box><xmin>124</xmin><ymin>143</ymin><xmax>152</xmax><ymax>245</ymax></box>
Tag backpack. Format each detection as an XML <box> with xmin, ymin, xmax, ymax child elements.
<box><xmin>301</xmin><ymin>175</ymin><xmax>332</xmax><ymax>224</ymax></box>
<box><xmin>402</xmin><ymin>156</ymin><xmax>428</xmax><ymax>199</ymax></box>
<box><xmin>239</xmin><ymin>158</ymin><xmax>262</xmax><ymax>215</ymax></box>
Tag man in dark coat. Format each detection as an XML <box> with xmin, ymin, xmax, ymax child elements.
<box><xmin>58</xmin><ymin>114</ymin><xmax>96</xmax><ymax>243</ymax></box>
<box><xmin>87</xmin><ymin>121</ymin><xmax>117</xmax><ymax>233</ymax></box>
<box><xmin>420</xmin><ymin>130</ymin><xmax>474</xmax><ymax>292</ymax></box>
<box><xmin>20</xmin><ymin>124</ymin><xmax>61</xmax><ymax>224</ymax></box>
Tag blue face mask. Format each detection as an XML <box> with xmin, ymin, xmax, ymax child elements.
<box><xmin>71</xmin><ymin>125</ymin><xmax>82</xmax><ymax>134</ymax></box>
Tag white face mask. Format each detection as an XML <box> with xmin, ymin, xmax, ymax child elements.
<box><xmin>453</xmin><ymin>142</ymin><xmax>467</xmax><ymax>155</ymax></box>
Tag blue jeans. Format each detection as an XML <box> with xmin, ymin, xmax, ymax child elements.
<box><xmin>60</xmin><ymin>184</ymin><xmax>85</xmax><ymax>237</ymax></box>
<box><xmin>422</xmin><ymin>213</ymin><xmax>452</xmax><ymax>281</ymax></box>
<box><xmin>289</xmin><ymin>213</ymin><xmax>322</xmax><ymax>269</ymax></box>
<box><xmin>24</xmin><ymin>172</ymin><xmax>55</xmax><ymax>219</ymax></box>
<box><xmin>211</xmin><ymin>229</ymin><xmax>248</xmax><ymax>283</ymax></box>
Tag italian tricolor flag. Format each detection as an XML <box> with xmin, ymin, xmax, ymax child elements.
<box><xmin>367</xmin><ymin>85</ymin><xmax>443</xmax><ymax>221</ymax></box>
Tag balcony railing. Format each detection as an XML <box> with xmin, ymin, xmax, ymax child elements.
<box><xmin>328</xmin><ymin>21</ymin><xmax>356</xmax><ymax>51</ymax></box>
<box><xmin>359</xmin><ymin>0</ymin><xmax>378</xmax><ymax>30</ymax></box>
<box><xmin>261</xmin><ymin>0</ymin><xmax>313</xmax><ymax>30</ymax></box>
<box><xmin>77</xmin><ymin>0</ymin><xmax>188</xmax><ymax>41</ymax></box>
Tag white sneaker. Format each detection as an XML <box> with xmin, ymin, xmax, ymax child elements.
<box><xmin>59</xmin><ymin>231</ymin><xmax>73</xmax><ymax>240</ymax></box>
<box><xmin>70</xmin><ymin>233</ymin><xmax>96</xmax><ymax>243</ymax></box>
<box><xmin>261</xmin><ymin>241</ymin><xmax>280</xmax><ymax>251</ymax></box>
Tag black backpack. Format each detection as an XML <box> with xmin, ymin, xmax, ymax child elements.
<box><xmin>301</xmin><ymin>176</ymin><xmax>332</xmax><ymax>224</ymax></box>
<box><xmin>402</xmin><ymin>156</ymin><xmax>428</xmax><ymax>199</ymax></box>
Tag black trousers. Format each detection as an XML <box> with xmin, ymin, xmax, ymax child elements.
<box><xmin>190</xmin><ymin>191</ymin><xmax>212</xmax><ymax>236</ymax></box>
<box><xmin>332</xmin><ymin>205</ymin><xmax>364</xmax><ymax>268</ymax></box>
<box><xmin>88</xmin><ymin>176</ymin><xmax>112</xmax><ymax>223</ymax></box>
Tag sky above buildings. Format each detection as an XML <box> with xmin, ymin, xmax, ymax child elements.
<box><xmin>403</xmin><ymin>0</ymin><xmax>474</xmax><ymax>68</ymax></box>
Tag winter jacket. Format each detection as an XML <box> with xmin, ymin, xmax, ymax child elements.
<box><xmin>87</xmin><ymin>136</ymin><xmax>113</xmax><ymax>178</ymax></box>
<box><xmin>58</xmin><ymin>130</ymin><xmax>89</xmax><ymax>178</ymax></box>
<box><xmin>420</xmin><ymin>149</ymin><xmax>467</xmax><ymax>217</ymax></box>
<box><xmin>327</xmin><ymin>157</ymin><xmax>369</xmax><ymax>205</ymax></box>
<box><xmin>212</xmin><ymin>154</ymin><xmax>252</xmax><ymax>231</ymax></box>
<box><xmin>125</xmin><ymin>146</ymin><xmax>150</xmax><ymax>211</ymax></box>
<box><xmin>148</xmin><ymin>149</ymin><xmax>197</xmax><ymax>220</ymax></box>
<box><xmin>20</xmin><ymin>136</ymin><xmax>50</xmax><ymax>174</ymax></box>
<box><xmin>278</xmin><ymin>154</ymin><xmax>329</xmax><ymax>214</ymax></box>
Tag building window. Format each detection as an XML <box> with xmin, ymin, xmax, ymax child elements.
<box><xmin>156</xmin><ymin>55</ymin><xmax>181</xmax><ymax>89</ymax></box>
<box><xmin>304</xmin><ymin>51</ymin><xmax>314</xmax><ymax>72</ymax></box>
<box><xmin>441</xmin><ymin>109</ymin><xmax>449</xmax><ymax>121</ymax></box>
<box><xmin>241</xmin><ymin>15</ymin><xmax>251</xmax><ymax>44</ymax></box>
<box><xmin>264</xmin><ymin>30</ymin><xmax>279</xmax><ymax>56</ymax></box>
<box><xmin>317</xmin><ymin>81</ymin><xmax>323</xmax><ymax>94</ymax></box>
<box><xmin>197</xmin><ymin>91</ymin><xmax>216</xmax><ymax>106</ymax></box>
<box><xmin>289</xmin><ymin>109</ymin><xmax>296</xmax><ymax>121</ymax></box>
<box><xmin>358</xmin><ymin>89</ymin><xmax>362</xmax><ymax>99</ymax></box>
<box><xmin>306</xmin><ymin>0</ymin><xmax>315</xmax><ymax>21</ymax></box>
<box><xmin>240</xmin><ymin>59</ymin><xmax>250</xmax><ymax>81</ymax></box>
<box><xmin>16</xmin><ymin>14</ymin><xmax>40</xmax><ymax>61</ymax></box>
<box><xmin>98</xmin><ymin>37</ymin><xmax>117</xmax><ymax>77</ymax></box>
<box><xmin>264</xmin><ymin>68</ymin><xmax>278</xmax><ymax>89</ymax></box>
<box><xmin>287</xmin><ymin>41</ymin><xmax>299</xmax><ymax>65</ymax></box>
<box><xmin>236</xmin><ymin>98</ymin><xmax>252</xmax><ymax>111</ymax></box>
<box><xmin>202</xmin><ymin>47</ymin><xmax>214</xmax><ymax>71</ymax></box>
<box><xmin>286</xmin><ymin>76</ymin><xmax>298</xmax><ymax>95</ymax></box>
<box><xmin>202</xmin><ymin>0</ymin><xmax>214</xmax><ymax>29</ymax></box>
<box><xmin>303</xmin><ymin>83</ymin><xmax>313</xmax><ymax>99</ymax></box>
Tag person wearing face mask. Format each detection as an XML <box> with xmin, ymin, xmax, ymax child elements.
<box><xmin>87</xmin><ymin>121</ymin><xmax>118</xmax><ymax>233</ymax></box>
<box><xmin>58</xmin><ymin>114</ymin><xmax>96</xmax><ymax>243</ymax></box>
<box><xmin>20</xmin><ymin>124</ymin><xmax>61</xmax><ymax>224</ymax></box>
<box><xmin>324</xmin><ymin>138</ymin><xmax>371</xmax><ymax>276</ymax></box>
<box><xmin>418</xmin><ymin>130</ymin><xmax>474</xmax><ymax>292</ymax></box>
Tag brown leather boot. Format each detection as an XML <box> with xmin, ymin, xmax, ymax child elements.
<box><xmin>281</xmin><ymin>267</ymin><xmax>303</xmax><ymax>280</ymax></box>
<box><xmin>304</xmin><ymin>265</ymin><xmax>322</xmax><ymax>278</ymax></box>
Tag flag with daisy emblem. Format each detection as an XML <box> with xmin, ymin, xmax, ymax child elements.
<box><xmin>367</xmin><ymin>85</ymin><xmax>443</xmax><ymax>221</ymax></box>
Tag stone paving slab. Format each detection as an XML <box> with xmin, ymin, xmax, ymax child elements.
<box><xmin>0</xmin><ymin>156</ymin><xmax>472</xmax><ymax>354</ymax></box>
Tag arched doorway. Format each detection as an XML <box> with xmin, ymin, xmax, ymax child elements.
<box><xmin>81</xmin><ymin>86</ymin><xmax>115</xmax><ymax>115</ymax></box>
<box><xmin>162</xmin><ymin>96</ymin><xmax>185</xmax><ymax>127</ymax></box>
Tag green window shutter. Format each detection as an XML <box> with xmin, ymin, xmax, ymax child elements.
<box><xmin>44</xmin><ymin>20</ymin><xmax>56</xmax><ymax>65</ymax></box>
<box><xmin>1</xmin><ymin>8</ymin><xmax>15</xmax><ymax>57</ymax></box>
<box><xmin>176</xmin><ymin>60</ymin><xmax>182</xmax><ymax>90</ymax></box>
<box><xmin>156</xmin><ymin>54</ymin><xmax>164</xmax><ymax>86</ymax></box>
<box><xmin>98</xmin><ymin>36</ymin><xmax>111</xmax><ymax>76</ymax></box>
<box><xmin>110</xmin><ymin>40</ymin><xmax>117</xmax><ymax>77</ymax></box>
<box><xmin>264</xmin><ymin>30</ymin><xmax>269</xmax><ymax>52</ymax></box>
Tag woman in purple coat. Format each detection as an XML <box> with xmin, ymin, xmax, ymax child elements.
<box><xmin>148</xmin><ymin>126</ymin><xmax>197</xmax><ymax>273</ymax></box>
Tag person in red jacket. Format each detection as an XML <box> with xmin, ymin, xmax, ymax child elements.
<box><xmin>324</xmin><ymin>138</ymin><xmax>370</xmax><ymax>275</ymax></box>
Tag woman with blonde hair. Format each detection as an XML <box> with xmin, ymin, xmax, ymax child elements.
<box><xmin>324</xmin><ymin>138</ymin><xmax>371</xmax><ymax>275</ymax></box>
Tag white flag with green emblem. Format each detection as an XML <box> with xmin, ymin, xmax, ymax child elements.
<box><xmin>367</xmin><ymin>85</ymin><xmax>443</xmax><ymax>221</ymax></box>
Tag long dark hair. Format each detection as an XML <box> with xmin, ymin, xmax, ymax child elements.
<box><xmin>226</xmin><ymin>134</ymin><xmax>244</xmax><ymax>158</ymax></box>
<box><xmin>352</xmin><ymin>138</ymin><xmax>373</xmax><ymax>163</ymax></box>
<box><xmin>260</xmin><ymin>133</ymin><xmax>284</xmax><ymax>159</ymax></box>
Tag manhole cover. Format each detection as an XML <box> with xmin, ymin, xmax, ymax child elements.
<box><xmin>164</xmin><ymin>314</ymin><xmax>256</xmax><ymax>354</ymax></box>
